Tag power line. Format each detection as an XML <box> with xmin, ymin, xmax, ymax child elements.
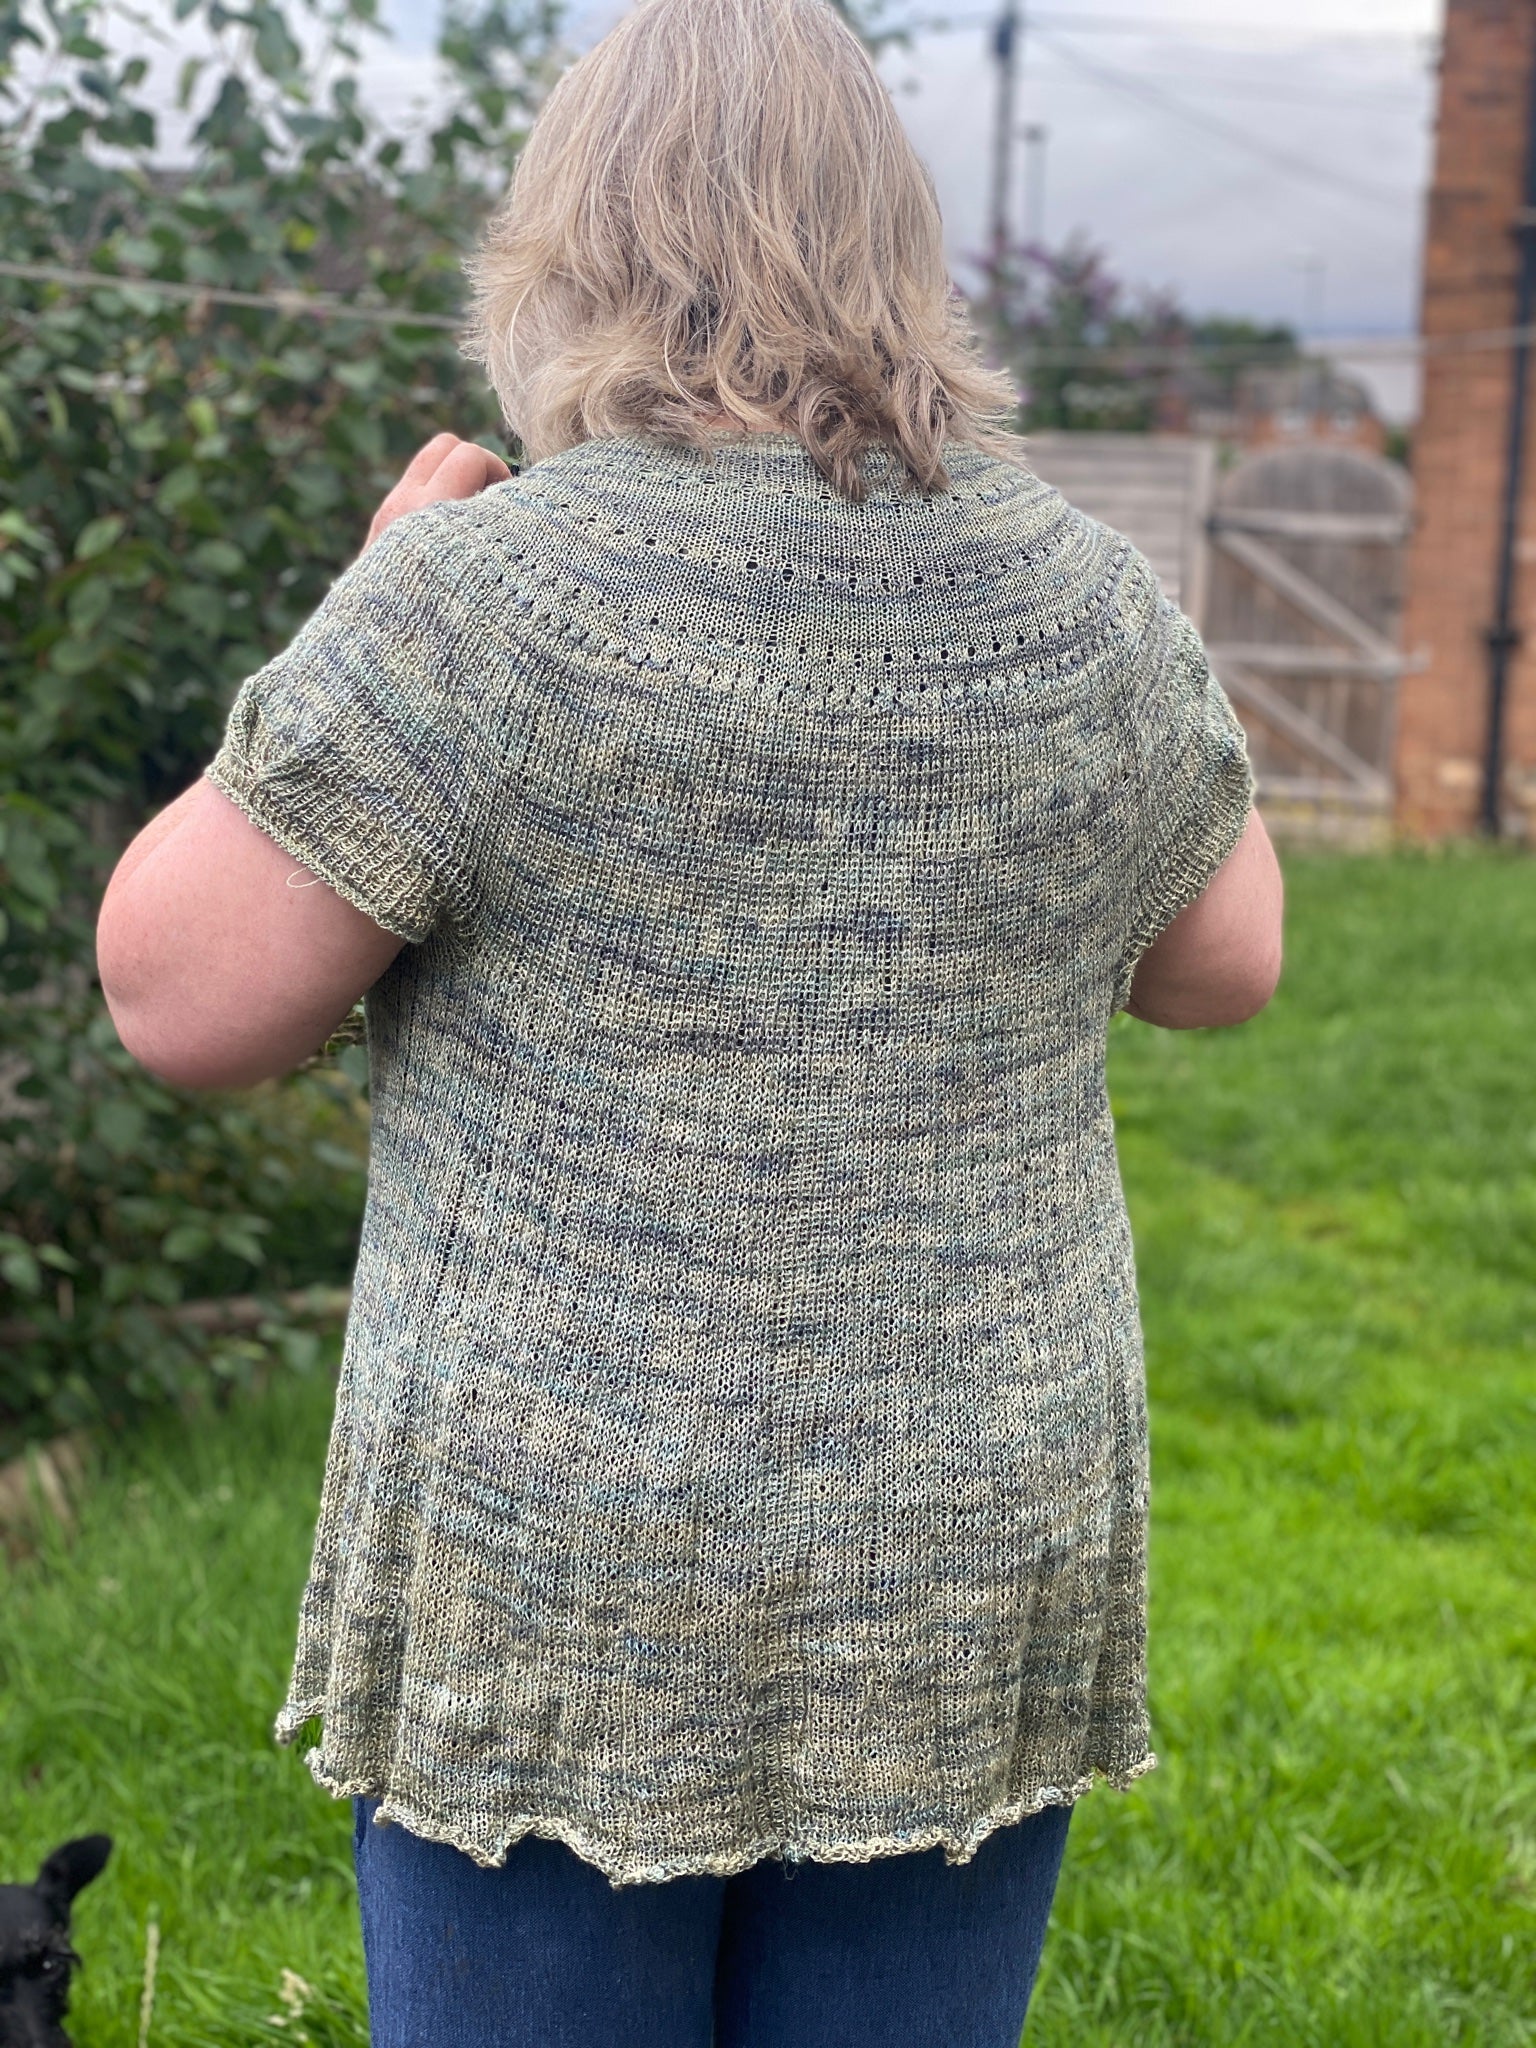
<box><xmin>1033</xmin><ymin>27</ymin><xmax>1412</xmax><ymax>216</ymax></box>
<box><xmin>1003</xmin><ymin>328</ymin><xmax>1532</xmax><ymax>366</ymax></box>
<box><xmin>888</xmin><ymin>14</ymin><xmax>1434</xmax><ymax>108</ymax></box>
<box><xmin>0</xmin><ymin>258</ymin><xmax>463</xmax><ymax>330</ymax></box>
<box><xmin>1036</xmin><ymin>8</ymin><xmax>1431</xmax><ymax>39</ymax></box>
<box><xmin>2</xmin><ymin>254</ymin><xmax>1526</xmax><ymax>366</ymax></box>
<box><xmin>893</xmin><ymin>9</ymin><xmax>1436</xmax><ymax>48</ymax></box>
<box><xmin>1039</xmin><ymin>67</ymin><xmax>1429</xmax><ymax>110</ymax></box>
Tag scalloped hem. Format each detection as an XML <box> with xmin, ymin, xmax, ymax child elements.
<box><xmin>275</xmin><ymin>1701</ymin><xmax>1157</xmax><ymax>1889</ymax></box>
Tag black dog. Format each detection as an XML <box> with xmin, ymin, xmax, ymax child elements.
<box><xmin>0</xmin><ymin>1837</ymin><xmax>112</xmax><ymax>2048</ymax></box>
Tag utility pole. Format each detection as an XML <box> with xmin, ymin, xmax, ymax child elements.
<box><xmin>1022</xmin><ymin>121</ymin><xmax>1049</xmax><ymax>248</ymax></box>
<box><xmin>1293</xmin><ymin>250</ymin><xmax>1326</xmax><ymax>339</ymax></box>
<box><xmin>988</xmin><ymin>3</ymin><xmax>1021</xmax><ymax>309</ymax></box>
<box><xmin>1291</xmin><ymin>249</ymin><xmax>1328</xmax><ymax>422</ymax></box>
<box><xmin>1483</xmin><ymin>44</ymin><xmax>1536</xmax><ymax>837</ymax></box>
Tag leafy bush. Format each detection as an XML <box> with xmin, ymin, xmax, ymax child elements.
<box><xmin>971</xmin><ymin>229</ymin><xmax>1300</xmax><ymax>432</ymax></box>
<box><xmin>0</xmin><ymin>0</ymin><xmax>561</xmax><ymax>1448</ymax></box>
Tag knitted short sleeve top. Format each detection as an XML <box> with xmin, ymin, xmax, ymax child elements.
<box><xmin>204</xmin><ymin>428</ymin><xmax>1254</xmax><ymax>1888</ymax></box>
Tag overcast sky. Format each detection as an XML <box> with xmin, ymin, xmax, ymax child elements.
<box><xmin>371</xmin><ymin>0</ymin><xmax>1443</xmax><ymax>347</ymax></box>
<box><xmin>98</xmin><ymin>0</ymin><xmax>1443</xmax><ymax>420</ymax></box>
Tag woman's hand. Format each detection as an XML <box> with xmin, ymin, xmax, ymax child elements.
<box><xmin>364</xmin><ymin>433</ymin><xmax>512</xmax><ymax>550</ymax></box>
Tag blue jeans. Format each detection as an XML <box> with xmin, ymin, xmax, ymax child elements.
<box><xmin>352</xmin><ymin>1794</ymin><xmax>1072</xmax><ymax>2047</ymax></box>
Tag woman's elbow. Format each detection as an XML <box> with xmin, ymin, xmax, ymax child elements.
<box><xmin>1207</xmin><ymin>923</ymin><xmax>1284</xmax><ymax>1026</ymax></box>
<box><xmin>97</xmin><ymin>938</ymin><xmax>291</xmax><ymax>1091</ymax></box>
<box><xmin>1127</xmin><ymin>926</ymin><xmax>1283</xmax><ymax>1030</ymax></box>
<box><xmin>1127</xmin><ymin>814</ymin><xmax>1285</xmax><ymax>1030</ymax></box>
<box><xmin>99</xmin><ymin>986</ymin><xmax>227</xmax><ymax>1091</ymax></box>
<box><xmin>1201</xmin><ymin>938</ymin><xmax>1283</xmax><ymax>1027</ymax></box>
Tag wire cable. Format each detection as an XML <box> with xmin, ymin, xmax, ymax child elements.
<box><xmin>1037</xmin><ymin>65</ymin><xmax>1429</xmax><ymax>110</ymax></box>
<box><xmin>2</xmin><ymin>255</ymin><xmax>1525</xmax><ymax>365</ymax></box>
<box><xmin>1032</xmin><ymin>27</ymin><xmax>1414</xmax><ymax>216</ymax></box>
<box><xmin>0</xmin><ymin>258</ymin><xmax>463</xmax><ymax>329</ymax></box>
<box><xmin>892</xmin><ymin>9</ymin><xmax>1436</xmax><ymax>48</ymax></box>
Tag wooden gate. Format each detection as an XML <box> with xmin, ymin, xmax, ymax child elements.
<box><xmin>1203</xmin><ymin>446</ymin><xmax>1413</xmax><ymax>843</ymax></box>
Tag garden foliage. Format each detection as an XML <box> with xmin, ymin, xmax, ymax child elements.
<box><xmin>0</xmin><ymin>0</ymin><xmax>561</xmax><ymax>1447</ymax></box>
<box><xmin>973</xmin><ymin>228</ymin><xmax>1300</xmax><ymax>432</ymax></box>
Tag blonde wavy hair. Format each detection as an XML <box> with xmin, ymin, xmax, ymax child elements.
<box><xmin>460</xmin><ymin>0</ymin><xmax>1026</xmax><ymax>502</ymax></box>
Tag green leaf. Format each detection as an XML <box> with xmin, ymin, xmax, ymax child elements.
<box><xmin>66</xmin><ymin>576</ymin><xmax>115</xmax><ymax>634</ymax></box>
<box><xmin>217</xmin><ymin>1229</ymin><xmax>268</xmax><ymax>1266</ymax></box>
<box><xmin>274</xmin><ymin>1325</ymin><xmax>325</xmax><ymax>1374</ymax></box>
<box><xmin>272</xmin><ymin>346</ymin><xmax>327</xmax><ymax>384</ymax></box>
<box><xmin>154</xmin><ymin>464</ymin><xmax>204</xmax><ymax>513</ymax></box>
<box><xmin>337</xmin><ymin>1044</ymin><xmax>369</xmax><ymax>1091</ymax></box>
<box><xmin>0</xmin><ymin>1244</ymin><xmax>42</xmax><ymax>1295</ymax></box>
<box><xmin>114</xmin><ymin>235</ymin><xmax>161</xmax><ymax>271</ymax></box>
<box><xmin>0</xmin><ymin>508</ymin><xmax>46</xmax><ymax>546</ymax></box>
<box><xmin>93</xmin><ymin>1098</ymin><xmax>148</xmax><ymax>1157</ymax></box>
<box><xmin>189</xmin><ymin>538</ymin><xmax>243</xmax><ymax>576</ymax></box>
<box><xmin>0</xmin><ymin>814</ymin><xmax>59</xmax><ymax>905</ymax></box>
<box><xmin>252</xmin><ymin>4</ymin><xmax>304</xmax><ymax>79</ymax></box>
<box><xmin>313</xmin><ymin>1140</ymin><xmax>365</xmax><ymax>1172</ymax></box>
<box><xmin>167</xmin><ymin>585</ymin><xmax>225</xmax><ymax>634</ymax></box>
<box><xmin>102</xmin><ymin>1261</ymin><xmax>150</xmax><ymax>1306</ymax></box>
<box><xmin>35</xmin><ymin>1244</ymin><xmax>83</xmax><ymax>1275</ymax></box>
<box><xmin>160</xmin><ymin>1224</ymin><xmax>211</xmax><ymax>1262</ymax></box>
<box><xmin>48</xmin><ymin>635</ymin><xmax>107</xmax><ymax>677</ymax></box>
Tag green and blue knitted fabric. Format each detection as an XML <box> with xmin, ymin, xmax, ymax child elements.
<box><xmin>205</xmin><ymin>428</ymin><xmax>1254</xmax><ymax>1887</ymax></box>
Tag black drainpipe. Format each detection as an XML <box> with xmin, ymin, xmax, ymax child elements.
<box><xmin>1482</xmin><ymin>38</ymin><xmax>1536</xmax><ymax>835</ymax></box>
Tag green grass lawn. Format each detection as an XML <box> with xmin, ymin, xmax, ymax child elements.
<box><xmin>3</xmin><ymin>846</ymin><xmax>1533</xmax><ymax>2046</ymax></box>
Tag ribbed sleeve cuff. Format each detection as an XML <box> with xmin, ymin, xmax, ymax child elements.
<box><xmin>1110</xmin><ymin>741</ymin><xmax>1255</xmax><ymax>1018</ymax></box>
<box><xmin>202</xmin><ymin>749</ymin><xmax>440</xmax><ymax>947</ymax></box>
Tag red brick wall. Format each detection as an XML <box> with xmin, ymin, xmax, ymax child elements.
<box><xmin>1396</xmin><ymin>0</ymin><xmax>1536</xmax><ymax>836</ymax></box>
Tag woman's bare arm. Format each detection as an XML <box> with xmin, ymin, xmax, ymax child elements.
<box><xmin>96</xmin><ymin>778</ymin><xmax>409</xmax><ymax>1092</ymax></box>
<box><xmin>1125</xmin><ymin>807</ymin><xmax>1283</xmax><ymax>1030</ymax></box>
<box><xmin>95</xmin><ymin>433</ymin><xmax>510</xmax><ymax>1092</ymax></box>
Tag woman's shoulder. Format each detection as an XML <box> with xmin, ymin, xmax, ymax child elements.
<box><xmin>482</xmin><ymin>429</ymin><xmax>1102</xmax><ymax>568</ymax></box>
<box><xmin>341</xmin><ymin>467</ymin><xmax>573</xmax><ymax>601</ymax></box>
<box><xmin>362</xmin><ymin>433</ymin><xmax>1172</xmax><ymax>692</ymax></box>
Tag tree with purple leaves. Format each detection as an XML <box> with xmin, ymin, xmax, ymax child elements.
<box><xmin>971</xmin><ymin>229</ymin><xmax>1299</xmax><ymax>434</ymax></box>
